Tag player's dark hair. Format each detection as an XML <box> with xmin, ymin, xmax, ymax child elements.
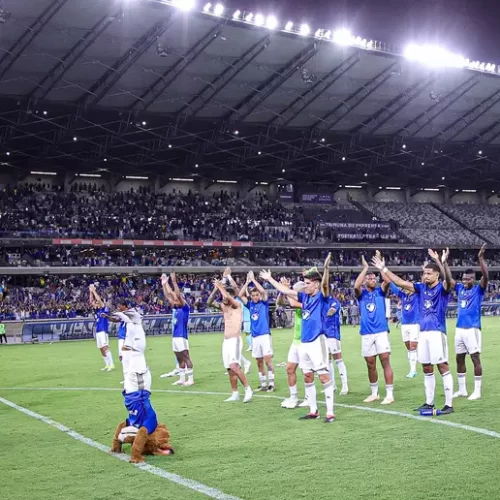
<box><xmin>226</xmin><ymin>287</ymin><xmax>235</xmax><ymax>297</ymax></box>
<box><xmin>463</xmin><ymin>268</ymin><xmax>475</xmax><ymax>276</ymax></box>
<box><xmin>424</xmin><ymin>262</ymin><xmax>440</xmax><ymax>273</ymax></box>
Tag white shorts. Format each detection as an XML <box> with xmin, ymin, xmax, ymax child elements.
<box><xmin>124</xmin><ymin>369</ymin><xmax>152</xmax><ymax>394</ymax></box>
<box><xmin>243</xmin><ymin>322</ymin><xmax>251</xmax><ymax>334</ymax></box>
<box><xmin>252</xmin><ymin>334</ymin><xmax>273</xmax><ymax>358</ymax></box>
<box><xmin>299</xmin><ymin>335</ymin><xmax>329</xmax><ymax>374</ymax></box>
<box><xmin>118</xmin><ymin>339</ymin><xmax>124</xmax><ymax>356</ymax></box>
<box><xmin>287</xmin><ymin>343</ymin><xmax>300</xmax><ymax>365</ymax></box>
<box><xmin>402</xmin><ymin>324</ymin><xmax>420</xmax><ymax>343</ymax></box>
<box><xmin>455</xmin><ymin>328</ymin><xmax>482</xmax><ymax>355</ymax></box>
<box><xmin>327</xmin><ymin>338</ymin><xmax>342</xmax><ymax>355</ymax></box>
<box><xmin>361</xmin><ymin>332</ymin><xmax>391</xmax><ymax>358</ymax></box>
<box><xmin>222</xmin><ymin>336</ymin><xmax>243</xmax><ymax>369</ymax></box>
<box><xmin>96</xmin><ymin>331</ymin><xmax>109</xmax><ymax>349</ymax></box>
<box><xmin>418</xmin><ymin>331</ymin><xmax>448</xmax><ymax>365</ymax></box>
<box><xmin>172</xmin><ymin>337</ymin><xmax>189</xmax><ymax>353</ymax></box>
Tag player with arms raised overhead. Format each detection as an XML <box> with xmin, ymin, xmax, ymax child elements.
<box><xmin>372</xmin><ymin>249</ymin><xmax>454</xmax><ymax>414</ymax></box>
<box><xmin>260</xmin><ymin>254</ymin><xmax>336</xmax><ymax>423</ymax></box>
<box><xmin>354</xmin><ymin>255</ymin><xmax>394</xmax><ymax>404</ymax></box>
<box><xmin>239</xmin><ymin>271</ymin><xmax>275</xmax><ymax>392</ymax></box>
<box><xmin>89</xmin><ymin>284</ymin><xmax>115</xmax><ymax>371</ymax></box>
<box><xmin>443</xmin><ymin>245</ymin><xmax>488</xmax><ymax>400</ymax></box>
<box><xmin>161</xmin><ymin>273</ymin><xmax>194</xmax><ymax>387</ymax></box>
<box><xmin>207</xmin><ymin>279</ymin><xmax>253</xmax><ymax>403</ymax></box>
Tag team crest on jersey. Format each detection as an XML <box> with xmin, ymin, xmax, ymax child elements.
<box><xmin>302</xmin><ymin>310</ymin><xmax>311</xmax><ymax>320</ymax></box>
<box><xmin>251</xmin><ymin>313</ymin><xmax>259</xmax><ymax>321</ymax></box>
<box><xmin>460</xmin><ymin>300</ymin><xmax>468</xmax><ymax>308</ymax></box>
<box><xmin>424</xmin><ymin>300</ymin><xmax>432</xmax><ymax>309</ymax></box>
<box><xmin>404</xmin><ymin>304</ymin><xmax>411</xmax><ymax>311</ymax></box>
<box><xmin>366</xmin><ymin>303</ymin><xmax>376</xmax><ymax>312</ymax></box>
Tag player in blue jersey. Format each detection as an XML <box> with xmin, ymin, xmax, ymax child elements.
<box><xmin>324</xmin><ymin>290</ymin><xmax>349</xmax><ymax>395</ymax></box>
<box><xmin>372</xmin><ymin>249</ymin><xmax>454</xmax><ymax>415</ymax></box>
<box><xmin>443</xmin><ymin>245</ymin><xmax>488</xmax><ymax>400</ymax></box>
<box><xmin>355</xmin><ymin>255</ymin><xmax>394</xmax><ymax>404</ymax></box>
<box><xmin>239</xmin><ymin>271</ymin><xmax>275</xmax><ymax>392</ymax></box>
<box><xmin>161</xmin><ymin>273</ymin><xmax>194</xmax><ymax>387</ymax></box>
<box><xmin>89</xmin><ymin>284</ymin><xmax>115</xmax><ymax>371</ymax></box>
<box><xmin>386</xmin><ymin>277</ymin><xmax>420</xmax><ymax>379</ymax></box>
<box><xmin>261</xmin><ymin>254</ymin><xmax>336</xmax><ymax>423</ymax></box>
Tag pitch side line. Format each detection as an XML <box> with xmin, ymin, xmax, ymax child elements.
<box><xmin>0</xmin><ymin>395</ymin><xmax>242</xmax><ymax>500</ymax></box>
<box><xmin>1</xmin><ymin>386</ymin><xmax>500</xmax><ymax>440</ymax></box>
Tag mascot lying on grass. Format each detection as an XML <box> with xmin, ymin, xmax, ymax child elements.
<box><xmin>111</xmin><ymin>388</ymin><xmax>174</xmax><ymax>463</ymax></box>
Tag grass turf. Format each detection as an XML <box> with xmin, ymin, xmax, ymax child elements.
<box><xmin>2</xmin><ymin>318</ymin><xmax>500</xmax><ymax>500</ymax></box>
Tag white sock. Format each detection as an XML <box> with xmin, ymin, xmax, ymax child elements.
<box><xmin>442</xmin><ymin>371</ymin><xmax>454</xmax><ymax>407</ymax></box>
<box><xmin>179</xmin><ymin>369</ymin><xmax>186</xmax><ymax>383</ymax></box>
<box><xmin>370</xmin><ymin>382</ymin><xmax>379</xmax><ymax>396</ymax></box>
<box><xmin>268</xmin><ymin>371</ymin><xmax>275</xmax><ymax>385</ymax></box>
<box><xmin>258</xmin><ymin>372</ymin><xmax>267</xmax><ymax>387</ymax></box>
<box><xmin>329</xmin><ymin>360</ymin><xmax>336</xmax><ymax>388</ymax></box>
<box><xmin>102</xmin><ymin>355</ymin><xmax>108</xmax><ymax>367</ymax></box>
<box><xmin>408</xmin><ymin>350</ymin><xmax>417</xmax><ymax>373</ymax></box>
<box><xmin>186</xmin><ymin>368</ymin><xmax>194</xmax><ymax>383</ymax></box>
<box><xmin>289</xmin><ymin>384</ymin><xmax>298</xmax><ymax>399</ymax></box>
<box><xmin>241</xmin><ymin>355</ymin><xmax>249</xmax><ymax>365</ymax></box>
<box><xmin>322</xmin><ymin>380</ymin><xmax>335</xmax><ymax>416</ymax></box>
<box><xmin>232</xmin><ymin>391</ymin><xmax>239</xmax><ymax>398</ymax></box>
<box><xmin>106</xmin><ymin>351</ymin><xmax>113</xmax><ymax>366</ymax></box>
<box><xmin>386</xmin><ymin>384</ymin><xmax>394</xmax><ymax>399</ymax></box>
<box><xmin>474</xmin><ymin>376</ymin><xmax>482</xmax><ymax>394</ymax></box>
<box><xmin>305</xmin><ymin>382</ymin><xmax>317</xmax><ymax>413</ymax></box>
<box><xmin>336</xmin><ymin>359</ymin><xmax>348</xmax><ymax>387</ymax></box>
<box><xmin>457</xmin><ymin>372</ymin><xmax>467</xmax><ymax>393</ymax></box>
<box><xmin>424</xmin><ymin>373</ymin><xmax>436</xmax><ymax>405</ymax></box>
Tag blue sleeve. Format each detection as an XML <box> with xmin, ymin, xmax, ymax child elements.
<box><xmin>333</xmin><ymin>299</ymin><xmax>341</xmax><ymax>310</ymax></box>
<box><xmin>389</xmin><ymin>283</ymin><xmax>401</xmax><ymax>297</ymax></box>
<box><xmin>378</xmin><ymin>287</ymin><xmax>387</xmax><ymax>298</ymax></box>
<box><xmin>454</xmin><ymin>283</ymin><xmax>463</xmax><ymax>294</ymax></box>
<box><xmin>262</xmin><ymin>300</ymin><xmax>269</xmax><ymax>307</ymax></box>
<box><xmin>413</xmin><ymin>282</ymin><xmax>423</xmax><ymax>295</ymax></box>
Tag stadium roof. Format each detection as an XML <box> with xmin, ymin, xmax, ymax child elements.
<box><xmin>2</xmin><ymin>0</ymin><xmax>500</xmax><ymax>190</ymax></box>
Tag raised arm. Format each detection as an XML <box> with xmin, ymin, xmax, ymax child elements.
<box><xmin>248</xmin><ymin>270</ymin><xmax>268</xmax><ymax>301</ymax></box>
<box><xmin>89</xmin><ymin>284</ymin><xmax>104</xmax><ymax>308</ymax></box>
<box><xmin>170</xmin><ymin>272</ymin><xmax>186</xmax><ymax>306</ymax></box>
<box><xmin>161</xmin><ymin>274</ymin><xmax>176</xmax><ymax>306</ymax></box>
<box><xmin>223</xmin><ymin>267</ymin><xmax>240</xmax><ymax>296</ymax></box>
<box><xmin>321</xmin><ymin>253</ymin><xmax>332</xmax><ymax>297</ymax></box>
<box><xmin>371</xmin><ymin>254</ymin><xmax>415</xmax><ymax>293</ymax></box>
<box><xmin>214</xmin><ymin>280</ymin><xmax>240</xmax><ymax>309</ymax></box>
<box><xmin>437</xmin><ymin>249</ymin><xmax>454</xmax><ymax>292</ymax></box>
<box><xmin>238</xmin><ymin>274</ymin><xmax>250</xmax><ymax>305</ymax></box>
<box><xmin>354</xmin><ymin>256</ymin><xmax>370</xmax><ymax>298</ymax></box>
<box><xmin>428</xmin><ymin>249</ymin><xmax>446</xmax><ymax>282</ymax></box>
<box><xmin>206</xmin><ymin>284</ymin><xmax>221</xmax><ymax>310</ymax></box>
<box><xmin>375</xmin><ymin>251</ymin><xmax>390</xmax><ymax>294</ymax></box>
<box><xmin>478</xmin><ymin>244</ymin><xmax>489</xmax><ymax>289</ymax></box>
<box><xmin>259</xmin><ymin>270</ymin><xmax>299</xmax><ymax>300</ymax></box>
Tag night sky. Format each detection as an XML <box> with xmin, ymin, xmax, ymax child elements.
<box><xmin>223</xmin><ymin>0</ymin><xmax>500</xmax><ymax>62</ymax></box>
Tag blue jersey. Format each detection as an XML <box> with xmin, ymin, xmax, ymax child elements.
<box><xmin>455</xmin><ymin>283</ymin><xmax>484</xmax><ymax>329</ymax></box>
<box><xmin>172</xmin><ymin>304</ymin><xmax>189</xmax><ymax>339</ymax></box>
<box><xmin>323</xmin><ymin>297</ymin><xmax>341</xmax><ymax>340</ymax></box>
<box><xmin>414</xmin><ymin>282</ymin><xmax>450</xmax><ymax>333</ymax></box>
<box><xmin>95</xmin><ymin>306</ymin><xmax>109</xmax><ymax>333</ymax></box>
<box><xmin>297</xmin><ymin>292</ymin><xmax>327</xmax><ymax>343</ymax></box>
<box><xmin>117</xmin><ymin>321</ymin><xmax>127</xmax><ymax>340</ymax></box>
<box><xmin>123</xmin><ymin>390</ymin><xmax>158</xmax><ymax>435</ymax></box>
<box><xmin>390</xmin><ymin>283</ymin><xmax>420</xmax><ymax>325</ymax></box>
<box><xmin>247</xmin><ymin>300</ymin><xmax>270</xmax><ymax>337</ymax></box>
<box><xmin>358</xmin><ymin>287</ymin><xmax>389</xmax><ymax>335</ymax></box>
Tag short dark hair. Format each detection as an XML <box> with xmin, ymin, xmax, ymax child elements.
<box><xmin>424</xmin><ymin>262</ymin><xmax>440</xmax><ymax>273</ymax></box>
<box><xmin>226</xmin><ymin>287</ymin><xmax>235</xmax><ymax>297</ymax></box>
<box><xmin>463</xmin><ymin>268</ymin><xmax>475</xmax><ymax>277</ymax></box>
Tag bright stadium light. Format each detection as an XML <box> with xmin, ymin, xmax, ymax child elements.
<box><xmin>403</xmin><ymin>43</ymin><xmax>468</xmax><ymax>68</ymax></box>
<box><xmin>266</xmin><ymin>15</ymin><xmax>278</xmax><ymax>30</ymax></box>
<box><xmin>172</xmin><ymin>0</ymin><xmax>196</xmax><ymax>11</ymax></box>
<box><xmin>77</xmin><ymin>173</ymin><xmax>102</xmax><ymax>178</ymax></box>
<box><xmin>254</xmin><ymin>13</ymin><xmax>264</xmax><ymax>26</ymax></box>
<box><xmin>125</xmin><ymin>175</ymin><xmax>149</xmax><ymax>180</ymax></box>
<box><xmin>170</xmin><ymin>177</ymin><xmax>194</xmax><ymax>182</ymax></box>
<box><xmin>299</xmin><ymin>24</ymin><xmax>310</xmax><ymax>36</ymax></box>
<box><xmin>285</xmin><ymin>21</ymin><xmax>293</xmax><ymax>31</ymax></box>
<box><xmin>203</xmin><ymin>2</ymin><xmax>211</xmax><ymax>12</ymax></box>
<box><xmin>245</xmin><ymin>12</ymin><xmax>253</xmax><ymax>22</ymax></box>
<box><xmin>31</xmin><ymin>171</ymin><xmax>57</xmax><ymax>176</ymax></box>
<box><xmin>333</xmin><ymin>28</ymin><xmax>354</xmax><ymax>45</ymax></box>
<box><xmin>232</xmin><ymin>9</ymin><xmax>241</xmax><ymax>19</ymax></box>
<box><xmin>213</xmin><ymin>3</ymin><xmax>224</xmax><ymax>16</ymax></box>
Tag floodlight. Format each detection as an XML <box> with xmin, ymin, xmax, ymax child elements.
<box><xmin>203</xmin><ymin>2</ymin><xmax>211</xmax><ymax>12</ymax></box>
<box><xmin>232</xmin><ymin>9</ymin><xmax>241</xmax><ymax>19</ymax></box>
<box><xmin>172</xmin><ymin>0</ymin><xmax>195</xmax><ymax>11</ymax></box>
<box><xmin>245</xmin><ymin>13</ymin><xmax>253</xmax><ymax>22</ymax></box>
<box><xmin>333</xmin><ymin>28</ymin><xmax>354</xmax><ymax>45</ymax></box>
<box><xmin>299</xmin><ymin>24</ymin><xmax>310</xmax><ymax>36</ymax></box>
<box><xmin>213</xmin><ymin>3</ymin><xmax>224</xmax><ymax>16</ymax></box>
<box><xmin>285</xmin><ymin>21</ymin><xmax>293</xmax><ymax>31</ymax></box>
<box><xmin>254</xmin><ymin>13</ymin><xmax>264</xmax><ymax>26</ymax></box>
<box><xmin>266</xmin><ymin>16</ymin><xmax>278</xmax><ymax>30</ymax></box>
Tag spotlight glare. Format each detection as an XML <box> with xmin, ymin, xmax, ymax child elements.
<box><xmin>341</xmin><ymin>156</ymin><xmax>346</xmax><ymax>161</ymax></box>
<box><xmin>254</xmin><ymin>13</ymin><xmax>264</xmax><ymax>26</ymax></box>
<box><xmin>285</xmin><ymin>21</ymin><xmax>293</xmax><ymax>31</ymax></box>
<box><xmin>172</xmin><ymin>0</ymin><xmax>195</xmax><ymax>11</ymax></box>
<box><xmin>168</xmin><ymin>144</ymin><xmax>172</xmax><ymax>148</ymax></box>
<box><xmin>478</xmin><ymin>150</ymin><xmax>483</xmax><ymax>155</ymax></box>
<box><xmin>333</xmin><ymin>28</ymin><xmax>354</xmax><ymax>46</ymax></box>
<box><xmin>282</xmin><ymin>168</ymin><xmax>286</xmax><ymax>173</ymax></box>
<box><xmin>232</xmin><ymin>9</ymin><xmax>241</xmax><ymax>19</ymax></box>
<box><xmin>73</xmin><ymin>136</ymin><xmax>77</xmax><ymax>142</ymax></box>
<box><xmin>403</xmin><ymin>43</ymin><xmax>468</xmax><ymax>69</ymax></box>
<box><xmin>266</xmin><ymin>15</ymin><xmax>278</xmax><ymax>30</ymax></box>
<box><xmin>203</xmin><ymin>2</ymin><xmax>211</xmax><ymax>12</ymax></box>
<box><xmin>6</xmin><ymin>152</ymin><xmax>10</xmax><ymax>156</ymax></box>
<box><xmin>43</xmin><ymin>110</ymin><xmax>48</xmax><ymax>116</ymax></box>
<box><xmin>142</xmin><ymin>121</ymin><xmax>147</xmax><ymax>126</ymax></box>
<box><xmin>245</xmin><ymin>12</ymin><xmax>253</xmax><ymax>22</ymax></box>
<box><xmin>104</xmin><ymin>158</ymin><xmax>107</xmax><ymax>162</ymax></box>
<box><xmin>402</xmin><ymin>144</ymin><xmax>406</xmax><ymax>149</ymax></box>
<box><xmin>299</xmin><ymin>24</ymin><xmax>310</xmax><ymax>36</ymax></box>
<box><xmin>234</xmin><ymin>130</ymin><xmax>239</xmax><ymax>135</ymax></box>
<box><xmin>258</xmin><ymin>151</ymin><xmax>262</xmax><ymax>155</ymax></box>
<box><xmin>213</xmin><ymin>3</ymin><xmax>224</xmax><ymax>16</ymax></box>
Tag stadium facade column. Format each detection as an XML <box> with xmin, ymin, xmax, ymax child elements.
<box><xmin>63</xmin><ymin>172</ymin><xmax>72</xmax><ymax>193</ymax></box>
<box><xmin>480</xmin><ymin>191</ymin><xmax>488</xmax><ymax>204</ymax></box>
<box><xmin>443</xmin><ymin>188</ymin><xmax>451</xmax><ymax>204</ymax></box>
<box><xmin>268</xmin><ymin>182</ymin><xmax>277</xmax><ymax>202</ymax></box>
<box><xmin>404</xmin><ymin>188</ymin><xmax>411</xmax><ymax>203</ymax></box>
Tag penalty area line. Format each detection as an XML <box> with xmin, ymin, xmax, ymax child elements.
<box><xmin>0</xmin><ymin>395</ymin><xmax>243</xmax><ymax>500</ymax></box>
<box><xmin>1</xmin><ymin>386</ymin><xmax>500</xmax><ymax>440</ymax></box>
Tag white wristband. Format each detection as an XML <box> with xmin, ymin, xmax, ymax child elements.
<box><xmin>382</xmin><ymin>267</ymin><xmax>388</xmax><ymax>273</ymax></box>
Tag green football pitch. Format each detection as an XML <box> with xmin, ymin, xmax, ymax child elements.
<box><xmin>2</xmin><ymin>318</ymin><xmax>500</xmax><ymax>500</ymax></box>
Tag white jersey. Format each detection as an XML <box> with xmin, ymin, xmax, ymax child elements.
<box><xmin>113</xmin><ymin>308</ymin><xmax>147</xmax><ymax>374</ymax></box>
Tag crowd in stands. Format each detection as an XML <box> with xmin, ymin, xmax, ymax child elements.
<box><xmin>2</xmin><ymin>246</ymin><xmax>500</xmax><ymax>268</ymax></box>
<box><xmin>2</xmin><ymin>270</ymin><xmax>500</xmax><ymax>321</ymax></box>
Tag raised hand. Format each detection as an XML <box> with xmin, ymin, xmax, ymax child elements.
<box><xmin>279</xmin><ymin>276</ymin><xmax>291</xmax><ymax>288</ymax></box>
<box><xmin>247</xmin><ymin>270</ymin><xmax>255</xmax><ymax>282</ymax></box>
<box><xmin>441</xmin><ymin>248</ymin><xmax>450</xmax><ymax>263</ymax></box>
<box><xmin>361</xmin><ymin>255</ymin><xmax>369</xmax><ymax>269</ymax></box>
<box><xmin>88</xmin><ymin>284</ymin><xmax>95</xmax><ymax>292</ymax></box>
<box><xmin>223</xmin><ymin>267</ymin><xmax>231</xmax><ymax>278</ymax></box>
<box><xmin>160</xmin><ymin>274</ymin><xmax>168</xmax><ymax>285</ymax></box>
<box><xmin>478</xmin><ymin>243</ymin><xmax>486</xmax><ymax>259</ymax></box>
<box><xmin>259</xmin><ymin>270</ymin><xmax>272</xmax><ymax>281</ymax></box>
<box><xmin>428</xmin><ymin>249</ymin><xmax>439</xmax><ymax>262</ymax></box>
<box><xmin>324</xmin><ymin>252</ymin><xmax>332</xmax><ymax>268</ymax></box>
<box><xmin>371</xmin><ymin>254</ymin><xmax>385</xmax><ymax>271</ymax></box>
<box><xmin>169</xmin><ymin>272</ymin><xmax>177</xmax><ymax>282</ymax></box>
